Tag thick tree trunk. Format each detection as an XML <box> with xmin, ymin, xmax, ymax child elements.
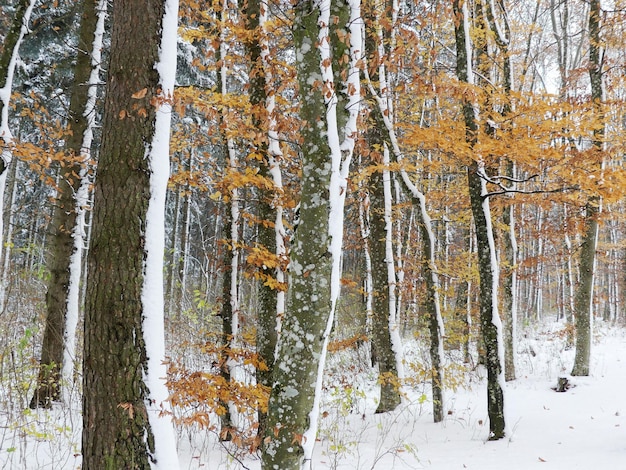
<box><xmin>262</xmin><ymin>0</ymin><xmax>361</xmax><ymax>466</ymax></box>
<box><xmin>262</xmin><ymin>4</ymin><xmax>334</xmax><ymax>464</ymax></box>
<box><xmin>82</xmin><ymin>0</ymin><xmax>179</xmax><ymax>467</ymax></box>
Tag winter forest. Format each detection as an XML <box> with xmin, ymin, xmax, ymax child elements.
<box><xmin>1</xmin><ymin>0</ymin><xmax>626</xmax><ymax>468</ymax></box>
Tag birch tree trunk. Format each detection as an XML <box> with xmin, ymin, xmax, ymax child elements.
<box><xmin>262</xmin><ymin>0</ymin><xmax>362</xmax><ymax>466</ymax></box>
<box><xmin>81</xmin><ymin>0</ymin><xmax>180</xmax><ymax>467</ymax></box>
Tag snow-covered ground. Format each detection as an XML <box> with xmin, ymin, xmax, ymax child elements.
<box><xmin>2</xmin><ymin>323</ymin><xmax>625</xmax><ymax>469</ymax></box>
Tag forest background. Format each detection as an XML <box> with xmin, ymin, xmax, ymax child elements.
<box><xmin>1</xmin><ymin>0</ymin><xmax>626</xmax><ymax>468</ymax></box>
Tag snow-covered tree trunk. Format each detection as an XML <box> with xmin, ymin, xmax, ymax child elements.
<box><xmin>571</xmin><ymin>0</ymin><xmax>603</xmax><ymax>377</ymax></box>
<box><xmin>0</xmin><ymin>156</ymin><xmax>18</xmax><ymax>311</ymax></box>
<box><xmin>361</xmin><ymin>0</ymin><xmax>408</xmax><ymax>413</ymax></box>
<box><xmin>368</xmin><ymin>135</ymin><xmax>402</xmax><ymax>413</ymax></box>
<box><xmin>357</xmin><ymin>179</ymin><xmax>373</xmax><ymax>359</ymax></box>
<box><xmin>30</xmin><ymin>0</ymin><xmax>106</xmax><ymax>409</ymax></box>
<box><xmin>262</xmin><ymin>0</ymin><xmax>362</xmax><ymax>467</ymax></box>
<box><xmin>363</xmin><ymin>3</ymin><xmax>446</xmax><ymax>420</ymax></box>
<box><xmin>81</xmin><ymin>0</ymin><xmax>180</xmax><ymax>467</ymax></box>
<box><xmin>216</xmin><ymin>0</ymin><xmax>241</xmax><ymax>439</ymax></box>
<box><xmin>0</xmin><ymin>0</ymin><xmax>35</xmax><ymax>304</ymax></box>
<box><xmin>454</xmin><ymin>0</ymin><xmax>506</xmax><ymax>440</ymax></box>
<box><xmin>484</xmin><ymin>0</ymin><xmax>517</xmax><ymax>382</ymax></box>
<box><xmin>243</xmin><ymin>0</ymin><xmax>286</xmax><ymax>439</ymax></box>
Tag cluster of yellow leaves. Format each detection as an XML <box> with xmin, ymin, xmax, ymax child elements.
<box><xmin>13</xmin><ymin>91</ymin><xmax>88</xmax><ymax>190</ymax></box>
<box><xmin>165</xmin><ymin>339</ymin><xmax>270</xmax><ymax>449</ymax></box>
<box><xmin>327</xmin><ymin>333</ymin><xmax>368</xmax><ymax>353</ymax></box>
<box><xmin>244</xmin><ymin>243</ymin><xmax>288</xmax><ymax>291</ymax></box>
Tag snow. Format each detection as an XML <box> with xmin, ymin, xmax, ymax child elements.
<box><xmin>186</xmin><ymin>324</ymin><xmax>626</xmax><ymax>469</ymax></box>
<box><xmin>139</xmin><ymin>0</ymin><xmax>180</xmax><ymax>468</ymax></box>
<box><xmin>3</xmin><ymin>323</ymin><xmax>626</xmax><ymax>469</ymax></box>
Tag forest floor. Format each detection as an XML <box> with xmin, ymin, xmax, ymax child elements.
<box><xmin>1</xmin><ymin>321</ymin><xmax>625</xmax><ymax>469</ymax></box>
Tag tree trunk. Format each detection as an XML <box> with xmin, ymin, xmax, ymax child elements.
<box><xmin>262</xmin><ymin>0</ymin><xmax>361</xmax><ymax>466</ymax></box>
<box><xmin>571</xmin><ymin>0</ymin><xmax>602</xmax><ymax>376</ymax></box>
<box><xmin>0</xmin><ymin>0</ymin><xmax>35</xmax><ymax>287</ymax></box>
<box><xmin>501</xmin><ymin>201</ymin><xmax>517</xmax><ymax>382</ymax></box>
<box><xmin>0</xmin><ymin>157</ymin><xmax>18</xmax><ymax>311</ymax></box>
<box><xmin>368</xmin><ymin>142</ymin><xmax>401</xmax><ymax>413</ymax></box>
<box><xmin>454</xmin><ymin>0</ymin><xmax>506</xmax><ymax>440</ymax></box>
<box><xmin>483</xmin><ymin>0</ymin><xmax>517</xmax><ymax>382</ymax></box>
<box><xmin>216</xmin><ymin>0</ymin><xmax>241</xmax><ymax>439</ymax></box>
<box><xmin>243</xmin><ymin>0</ymin><xmax>283</xmax><ymax>441</ymax></box>
<box><xmin>30</xmin><ymin>0</ymin><xmax>105</xmax><ymax>409</ymax></box>
<box><xmin>82</xmin><ymin>0</ymin><xmax>180</xmax><ymax>467</ymax></box>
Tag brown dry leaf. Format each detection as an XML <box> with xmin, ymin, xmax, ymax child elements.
<box><xmin>118</xmin><ymin>402</ymin><xmax>134</xmax><ymax>419</ymax></box>
<box><xmin>132</xmin><ymin>88</ymin><xmax>148</xmax><ymax>99</ymax></box>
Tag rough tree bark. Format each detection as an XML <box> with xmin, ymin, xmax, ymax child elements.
<box><xmin>81</xmin><ymin>0</ymin><xmax>180</xmax><ymax>467</ymax></box>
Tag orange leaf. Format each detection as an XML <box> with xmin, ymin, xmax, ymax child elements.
<box><xmin>132</xmin><ymin>88</ymin><xmax>148</xmax><ymax>99</ymax></box>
